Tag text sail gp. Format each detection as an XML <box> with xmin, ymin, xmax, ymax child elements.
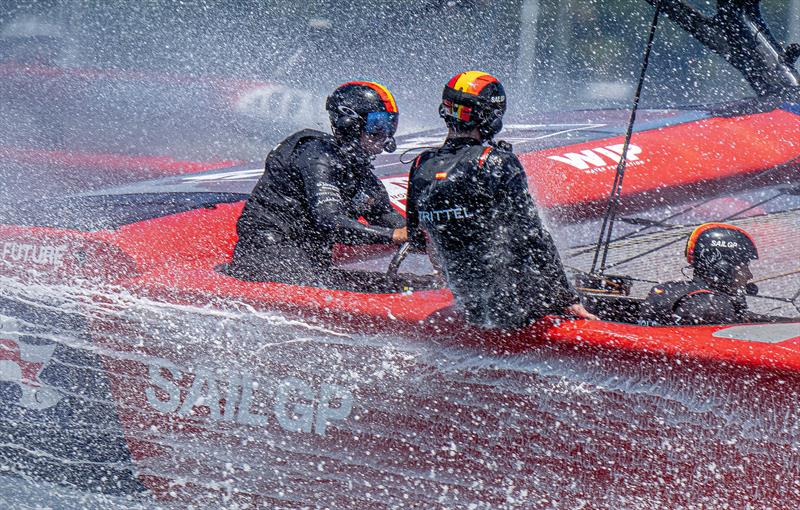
<box><xmin>145</xmin><ymin>360</ymin><xmax>354</xmax><ymax>437</ymax></box>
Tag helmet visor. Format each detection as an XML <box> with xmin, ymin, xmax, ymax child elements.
<box><xmin>365</xmin><ymin>111</ymin><xmax>398</xmax><ymax>137</ymax></box>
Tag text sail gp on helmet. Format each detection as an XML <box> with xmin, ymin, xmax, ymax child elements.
<box><xmin>325</xmin><ymin>81</ymin><xmax>399</xmax><ymax>153</ymax></box>
<box><xmin>440</xmin><ymin>71</ymin><xmax>507</xmax><ymax>142</ymax></box>
<box><xmin>685</xmin><ymin>222</ymin><xmax>759</xmax><ymax>290</ymax></box>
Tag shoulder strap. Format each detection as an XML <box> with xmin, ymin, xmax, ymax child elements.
<box><xmin>477</xmin><ymin>146</ymin><xmax>493</xmax><ymax>169</ymax></box>
<box><xmin>641</xmin><ymin>280</ymin><xmax>712</xmax><ymax>324</ymax></box>
<box><xmin>268</xmin><ymin>129</ymin><xmax>336</xmax><ymax>167</ymax></box>
<box><xmin>290</xmin><ymin>129</ymin><xmax>335</xmax><ymax>148</ymax></box>
<box><xmin>666</xmin><ymin>281</ymin><xmax>712</xmax><ymax>310</ymax></box>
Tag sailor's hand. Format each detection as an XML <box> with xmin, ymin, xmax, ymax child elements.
<box><xmin>392</xmin><ymin>227</ymin><xmax>408</xmax><ymax>244</ymax></box>
<box><xmin>565</xmin><ymin>303</ymin><xmax>598</xmax><ymax>321</ymax></box>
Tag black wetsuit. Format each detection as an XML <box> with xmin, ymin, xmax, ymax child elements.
<box><xmin>230</xmin><ymin>129</ymin><xmax>404</xmax><ymax>286</ymax></box>
<box><xmin>637</xmin><ymin>277</ymin><xmax>778</xmax><ymax>325</ymax></box>
<box><xmin>406</xmin><ymin>137</ymin><xmax>579</xmax><ymax>328</ymax></box>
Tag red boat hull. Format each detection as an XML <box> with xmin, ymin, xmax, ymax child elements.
<box><xmin>0</xmin><ymin>105</ymin><xmax>798</xmax><ymax>506</ymax></box>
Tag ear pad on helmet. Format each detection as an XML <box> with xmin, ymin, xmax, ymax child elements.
<box><xmin>383</xmin><ymin>137</ymin><xmax>397</xmax><ymax>153</ymax></box>
<box><xmin>695</xmin><ymin>247</ymin><xmax>738</xmax><ymax>286</ymax></box>
<box><xmin>710</xmin><ymin>258</ymin><xmax>736</xmax><ymax>283</ymax></box>
<box><xmin>485</xmin><ymin>114</ymin><xmax>504</xmax><ymax>138</ymax></box>
<box><xmin>332</xmin><ymin>105</ymin><xmax>362</xmax><ymax>136</ymax></box>
<box><xmin>478</xmin><ymin>108</ymin><xmax>504</xmax><ymax>140</ymax></box>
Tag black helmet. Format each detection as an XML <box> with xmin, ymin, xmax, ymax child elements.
<box><xmin>686</xmin><ymin>223</ymin><xmax>758</xmax><ymax>286</ymax></box>
<box><xmin>325</xmin><ymin>81</ymin><xmax>399</xmax><ymax>150</ymax></box>
<box><xmin>439</xmin><ymin>71</ymin><xmax>506</xmax><ymax>141</ymax></box>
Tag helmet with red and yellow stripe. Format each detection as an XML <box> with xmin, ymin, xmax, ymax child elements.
<box><xmin>326</xmin><ymin>81</ymin><xmax>399</xmax><ymax>146</ymax></box>
<box><xmin>440</xmin><ymin>71</ymin><xmax>506</xmax><ymax>141</ymax></box>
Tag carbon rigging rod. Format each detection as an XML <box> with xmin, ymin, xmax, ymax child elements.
<box><xmin>603</xmin><ymin>186</ymin><xmax>800</xmax><ymax>271</ymax></box>
<box><xmin>753</xmin><ymin>268</ymin><xmax>800</xmax><ymax>314</ymax></box>
<box><xmin>589</xmin><ymin>0</ymin><xmax>663</xmax><ymax>276</ymax></box>
<box><xmin>606</xmin><ymin>192</ymin><xmax>785</xmax><ymax>269</ymax></box>
<box><xmin>571</xmin><ymin>180</ymin><xmax>800</xmax><ymax>312</ymax></box>
<box><xmin>570</xmin><ymin>152</ymin><xmax>800</xmax><ymax>260</ymax></box>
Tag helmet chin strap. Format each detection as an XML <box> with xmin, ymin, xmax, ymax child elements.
<box><xmin>696</xmin><ymin>261</ymin><xmax>745</xmax><ymax>295</ymax></box>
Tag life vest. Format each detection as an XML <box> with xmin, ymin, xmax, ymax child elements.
<box><xmin>637</xmin><ymin>280</ymin><xmax>714</xmax><ymax>326</ymax></box>
<box><xmin>263</xmin><ymin>129</ymin><xmax>336</xmax><ymax>186</ymax></box>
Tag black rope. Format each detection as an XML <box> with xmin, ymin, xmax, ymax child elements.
<box><xmin>590</xmin><ymin>0</ymin><xmax>663</xmax><ymax>275</ymax></box>
<box><xmin>569</xmin><ymin>154</ymin><xmax>800</xmax><ymax>260</ymax></box>
<box><xmin>604</xmin><ymin>190</ymin><xmax>789</xmax><ymax>271</ymax></box>
<box><xmin>399</xmin><ymin>146</ymin><xmax>437</xmax><ymax>165</ymax></box>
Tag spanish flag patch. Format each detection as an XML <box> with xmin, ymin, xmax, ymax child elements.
<box><xmin>435</xmin><ymin>172</ymin><xmax>448</xmax><ymax>180</ymax></box>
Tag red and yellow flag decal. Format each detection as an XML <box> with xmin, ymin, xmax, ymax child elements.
<box><xmin>446</xmin><ymin>71</ymin><xmax>498</xmax><ymax>96</ymax></box>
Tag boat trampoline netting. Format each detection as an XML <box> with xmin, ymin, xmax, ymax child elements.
<box><xmin>564</xmin><ymin>205</ymin><xmax>800</xmax><ymax>318</ymax></box>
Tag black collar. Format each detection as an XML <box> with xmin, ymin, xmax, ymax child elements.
<box><xmin>442</xmin><ymin>137</ymin><xmax>482</xmax><ymax>150</ymax></box>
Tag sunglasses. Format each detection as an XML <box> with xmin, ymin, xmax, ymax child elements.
<box><xmin>364</xmin><ymin>111</ymin><xmax>398</xmax><ymax>137</ymax></box>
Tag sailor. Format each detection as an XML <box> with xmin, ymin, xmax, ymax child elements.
<box><xmin>638</xmin><ymin>223</ymin><xmax>769</xmax><ymax>325</ymax></box>
<box><xmin>405</xmin><ymin>71</ymin><xmax>597</xmax><ymax>328</ymax></box>
<box><xmin>229</xmin><ymin>81</ymin><xmax>407</xmax><ymax>285</ymax></box>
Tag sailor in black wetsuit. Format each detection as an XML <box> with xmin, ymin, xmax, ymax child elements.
<box><xmin>638</xmin><ymin>223</ymin><xmax>774</xmax><ymax>325</ymax></box>
<box><xmin>229</xmin><ymin>81</ymin><xmax>407</xmax><ymax>286</ymax></box>
<box><xmin>406</xmin><ymin>71</ymin><xmax>596</xmax><ymax>328</ymax></box>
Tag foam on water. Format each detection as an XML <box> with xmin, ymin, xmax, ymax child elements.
<box><xmin>0</xmin><ymin>275</ymin><xmax>798</xmax><ymax>509</ymax></box>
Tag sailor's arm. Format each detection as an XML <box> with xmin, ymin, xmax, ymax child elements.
<box><xmin>497</xmin><ymin>154</ymin><xmax>584</xmax><ymax>310</ymax></box>
<box><xmin>672</xmin><ymin>291</ymin><xmax>738</xmax><ymax>325</ymax></box>
<box><xmin>740</xmin><ymin>310</ymin><xmax>797</xmax><ymax>324</ymax></box>
<box><xmin>404</xmin><ymin>155</ymin><xmax>428</xmax><ymax>251</ymax></box>
<box><xmin>360</xmin><ymin>172</ymin><xmax>406</xmax><ymax>230</ymax></box>
<box><xmin>298</xmin><ymin>144</ymin><xmax>399</xmax><ymax>245</ymax></box>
